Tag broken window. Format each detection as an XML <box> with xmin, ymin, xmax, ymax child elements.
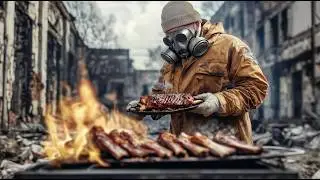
<box><xmin>15</xmin><ymin>1</ymin><xmax>29</xmax><ymax>12</ymax></box>
<box><xmin>281</xmin><ymin>8</ymin><xmax>289</xmax><ymax>41</ymax></box>
<box><xmin>270</xmin><ymin>15</ymin><xmax>279</xmax><ymax>46</ymax></box>
<box><xmin>46</xmin><ymin>32</ymin><xmax>62</xmax><ymax>107</ymax></box>
<box><xmin>256</xmin><ymin>26</ymin><xmax>265</xmax><ymax>55</ymax></box>
<box><xmin>11</xmin><ymin>4</ymin><xmax>33</xmax><ymax>122</ymax></box>
<box><xmin>142</xmin><ymin>84</ymin><xmax>149</xmax><ymax>96</ymax></box>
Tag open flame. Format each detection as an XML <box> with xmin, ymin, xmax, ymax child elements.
<box><xmin>42</xmin><ymin>62</ymin><xmax>147</xmax><ymax>166</ymax></box>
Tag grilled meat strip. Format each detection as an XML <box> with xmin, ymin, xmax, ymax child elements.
<box><xmin>139</xmin><ymin>93</ymin><xmax>195</xmax><ymax>110</ymax></box>
<box><xmin>109</xmin><ymin>130</ymin><xmax>150</xmax><ymax>158</ymax></box>
<box><xmin>190</xmin><ymin>132</ymin><xmax>236</xmax><ymax>158</ymax></box>
<box><xmin>119</xmin><ymin>130</ymin><xmax>140</xmax><ymax>147</ymax></box>
<box><xmin>118</xmin><ymin>130</ymin><xmax>157</xmax><ymax>156</ymax></box>
<box><xmin>213</xmin><ymin>132</ymin><xmax>263</xmax><ymax>154</ymax></box>
<box><xmin>174</xmin><ymin>133</ymin><xmax>210</xmax><ymax>157</ymax></box>
<box><xmin>140</xmin><ymin>140</ymin><xmax>173</xmax><ymax>158</ymax></box>
<box><xmin>90</xmin><ymin>126</ymin><xmax>129</xmax><ymax>160</ymax></box>
<box><xmin>157</xmin><ymin>132</ymin><xmax>188</xmax><ymax>157</ymax></box>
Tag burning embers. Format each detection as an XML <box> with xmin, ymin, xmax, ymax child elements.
<box><xmin>42</xmin><ymin>62</ymin><xmax>147</xmax><ymax>167</ymax></box>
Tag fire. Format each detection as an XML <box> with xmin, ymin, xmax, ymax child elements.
<box><xmin>42</xmin><ymin>62</ymin><xmax>147</xmax><ymax>166</ymax></box>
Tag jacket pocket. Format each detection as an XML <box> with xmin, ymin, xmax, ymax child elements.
<box><xmin>193</xmin><ymin>62</ymin><xmax>227</xmax><ymax>94</ymax></box>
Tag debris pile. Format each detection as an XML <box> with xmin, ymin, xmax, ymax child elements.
<box><xmin>253</xmin><ymin>122</ymin><xmax>320</xmax><ymax>179</ymax></box>
<box><xmin>253</xmin><ymin>123</ymin><xmax>320</xmax><ymax>150</ymax></box>
<box><xmin>0</xmin><ymin>132</ymin><xmax>46</xmax><ymax>179</ymax></box>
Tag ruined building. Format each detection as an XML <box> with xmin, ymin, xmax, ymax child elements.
<box><xmin>0</xmin><ymin>1</ymin><xmax>85</xmax><ymax>132</ymax></box>
<box><xmin>212</xmin><ymin>1</ymin><xmax>320</xmax><ymax>123</ymax></box>
<box><xmin>86</xmin><ymin>48</ymin><xmax>136</xmax><ymax>110</ymax></box>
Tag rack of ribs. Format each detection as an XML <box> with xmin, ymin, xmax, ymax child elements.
<box><xmin>139</xmin><ymin>93</ymin><xmax>196</xmax><ymax>111</ymax></box>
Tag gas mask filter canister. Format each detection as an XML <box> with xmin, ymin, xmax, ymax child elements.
<box><xmin>161</xmin><ymin>24</ymin><xmax>209</xmax><ymax>64</ymax></box>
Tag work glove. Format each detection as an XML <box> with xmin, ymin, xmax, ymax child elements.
<box><xmin>190</xmin><ymin>93</ymin><xmax>220</xmax><ymax>117</ymax></box>
<box><xmin>126</xmin><ymin>100</ymin><xmax>139</xmax><ymax>111</ymax></box>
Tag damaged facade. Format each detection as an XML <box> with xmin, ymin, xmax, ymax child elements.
<box><xmin>134</xmin><ymin>70</ymin><xmax>160</xmax><ymax>97</ymax></box>
<box><xmin>0</xmin><ymin>1</ymin><xmax>85</xmax><ymax>132</ymax></box>
<box><xmin>86</xmin><ymin>48</ymin><xmax>136</xmax><ymax>110</ymax></box>
<box><xmin>212</xmin><ymin>1</ymin><xmax>320</xmax><ymax>124</ymax></box>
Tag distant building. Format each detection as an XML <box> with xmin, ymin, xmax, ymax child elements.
<box><xmin>134</xmin><ymin>70</ymin><xmax>161</xmax><ymax>97</ymax></box>
<box><xmin>211</xmin><ymin>1</ymin><xmax>320</xmax><ymax>122</ymax></box>
<box><xmin>86</xmin><ymin>48</ymin><xmax>136</xmax><ymax>110</ymax></box>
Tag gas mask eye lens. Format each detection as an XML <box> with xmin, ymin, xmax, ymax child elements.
<box><xmin>163</xmin><ymin>37</ymin><xmax>172</xmax><ymax>47</ymax></box>
<box><xmin>175</xmin><ymin>34</ymin><xmax>187</xmax><ymax>43</ymax></box>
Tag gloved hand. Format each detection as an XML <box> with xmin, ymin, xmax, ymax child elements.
<box><xmin>190</xmin><ymin>93</ymin><xmax>220</xmax><ymax>117</ymax></box>
<box><xmin>126</xmin><ymin>100</ymin><xmax>139</xmax><ymax>111</ymax></box>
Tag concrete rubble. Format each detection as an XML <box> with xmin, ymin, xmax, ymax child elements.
<box><xmin>313</xmin><ymin>169</ymin><xmax>320</xmax><ymax>179</ymax></box>
<box><xmin>253</xmin><ymin>123</ymin><xmax>320</xmax><ymax>150</ymax></box>
<box><xmin>0</xmin><ymin>132</ymin><xmax>47</xmax><ymax>179</ymax></box>
<box><xmin>253</xmin><ymin>122</ymin><xmax>320</xmax><ymax>179</ymax></box>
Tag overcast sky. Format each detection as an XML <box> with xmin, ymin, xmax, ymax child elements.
<box><xmin>96</xmin><ymin>1</ymin><xmax>222</xmax><ymax>70</ymax></box>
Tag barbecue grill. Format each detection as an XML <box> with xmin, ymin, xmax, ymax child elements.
<box><xmin>15</xmin><ymin>146</ymin><xmax>304</xmax><ymax>179</ymax></box>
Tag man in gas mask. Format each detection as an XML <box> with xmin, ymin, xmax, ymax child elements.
<box><xmin>127</xmin><ymin>1</ymin><xmax>269</xmax><ymax>144</ymax></box>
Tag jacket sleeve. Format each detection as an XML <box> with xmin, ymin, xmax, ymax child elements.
<box><xmin>214</xmin><ymin>38</ymin><xmax>269</xmax><ymax>117</ymax></box>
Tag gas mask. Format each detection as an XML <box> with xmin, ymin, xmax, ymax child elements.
<box><xmin>160</xmin><ymin>25</ymin><xmax>209</xmax><ymax>64</ymax></box>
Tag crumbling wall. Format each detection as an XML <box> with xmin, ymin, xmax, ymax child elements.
<box><xmin>28</xmin><ymin>1</ymin><xmax>42</xmax><ymax>117</ymax></box>
<box><xmin>38</xmin><ymin>1</ymin><xmax>48</xmax><ymax>116</ymax></box>
<box><xmin>0</xmin><ymin>5</ymin><xmax>5</xmax><ymax>128</ymax></box>
<box><xmin>3</xmin><ymin>1</ymin><xmax>16</xmax><ymax>130</ymax></box>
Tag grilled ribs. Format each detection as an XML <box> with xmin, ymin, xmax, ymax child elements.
<box><xmin>157</xmin><ymin>132</ymin><xmax>188</xmax><ymax>157</ymax></box>
<box><xmin>174</xmin><ymin>133</ymin><xmax>210</xmax><ymax>157</ymax></box>
<box><xmin>190</xmin><ymin>132</ymin><xmax>236</xmax><ymax>158</ymax></box>
<box><xmin>140</xmin><ymin>139</ymin><xmax>173</xmax><ymax>158</ymax></box>
<box><xmin>90</xmin><ymin>126</ymin><xmax>129</xmax><ymax>160</ymax></box>
<box><xmin>213</xmin><ymin>131</ymin><xmax>263</xmax><ymax>154</ymax></box>
<box><xmin>90</xmin><ymin>127</ymin><xmax>263</xmax><ymax>162</ymax></box>
<box><xmin>139</xmin><ymin>93</ymin><xmax>195</xmax><ymax>110</ymax></box>
<box><xmin>109</xmin><ymin>130</ymin><xmax>151</xmax><ymax>158</ymax></box>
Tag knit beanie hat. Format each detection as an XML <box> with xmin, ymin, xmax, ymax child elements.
<box><xmin>161</xmin><ymin>1</ymin><xmax>201</xmax><ymax>32</ymax></box>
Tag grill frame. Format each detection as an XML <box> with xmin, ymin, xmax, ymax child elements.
<box><xmin>14</xmin><ymin>160</ymin><xmax>299</xmax><ymax>179</ymax></box>
<box><xmin>102</xmin><ymin>145</ymin><xmax>305</xmax><ymax>166</ymax></box>
<box><xmin>14</xmin><ymin>146</ymin><xmax>303</xmax><ymax>179</ymax></box>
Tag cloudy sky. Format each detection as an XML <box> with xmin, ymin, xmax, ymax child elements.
<box><xmin>96</xmin><ymin>1</ymin><xmax>222</xmax><ymax>70</ymax></box>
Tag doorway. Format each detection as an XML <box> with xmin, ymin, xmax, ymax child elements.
<box><xmin>292</xmin><ymin>71</ymin><xmax>303</xmax><ymax>118</ymax></box>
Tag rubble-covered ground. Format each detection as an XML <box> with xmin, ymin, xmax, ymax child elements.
<box><xmin>0</xmin><ymin>118</ymin><xmax>320</xmax><ymax>179</ymax></box>
<box><xmin>0</xmin><ymin>130</ymin><xmax>46</xmax><ymax>179</ymax></box>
